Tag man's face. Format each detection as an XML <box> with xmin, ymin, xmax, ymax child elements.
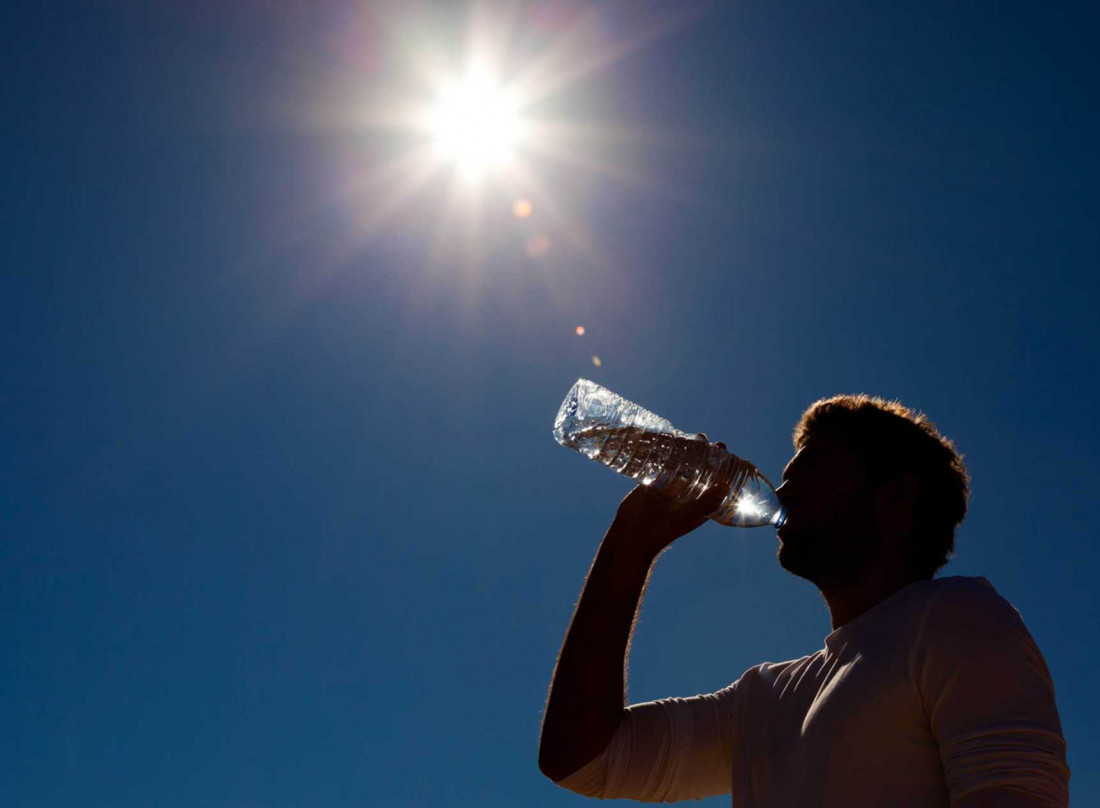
<box><xmin>775</xmin><ymin>430</ymin><xmax>881</xmax><ymax>588</ymax></box>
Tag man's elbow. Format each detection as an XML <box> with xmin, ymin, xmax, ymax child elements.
<box><xmin>538</xmin><ymin>710</ymin><xmax>621</xmax><ymax>792</ymax></box>
<box><xmin>537</xmin><ymin>744</ymin><xmax>575</xmax><ymax>784</ymax></box>
<box><xmin>538</xmin><ymin>743</ymin><xmax>606</xmax><ymax>796</ymax></box>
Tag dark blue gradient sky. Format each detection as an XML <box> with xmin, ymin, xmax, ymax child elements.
<box><xmin>3</xmin><ymin>2</ymin><xmax>1097</xmax><ymax>806</ymax></box>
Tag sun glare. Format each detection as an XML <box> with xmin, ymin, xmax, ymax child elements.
<box><xmin>429</xmin><ymin>69</ymin><xmax>521</xmax><ymax>174</ymax></box>
<box><xmin>322</xmin><ymin>3</ymin><xmax>702</xmax><ymax>285</ymax></box>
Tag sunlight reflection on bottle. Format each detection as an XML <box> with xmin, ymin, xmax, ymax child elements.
<box><xmin>735</xmin><ymin>491</ymin><xmax>766</xmax><ymax>521</ymax></box>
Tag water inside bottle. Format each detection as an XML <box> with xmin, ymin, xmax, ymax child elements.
<box><xmin>566</xmin><ymin>424</ymin><xmax>752</xmax><ymax>500</ymax></box>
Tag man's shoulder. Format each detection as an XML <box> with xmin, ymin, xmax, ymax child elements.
<box><xmin>853</xmin><ymin>576</ymin><xmax>1011</xmax><ymax>641</ymax></box>
<box><xmin>919</xmin><ymin>574</ymin><xmax>1032</xmax><ymax>651</ymax></box>
<box><xmin>931</xmin><ymin>574</ymin><xmax>997</xmax><ymax>595</ymax></box>
<box><xmin>926</xmin><ymin>575</ymin><xmax>1018</xmax><ymax>617</ymax></box>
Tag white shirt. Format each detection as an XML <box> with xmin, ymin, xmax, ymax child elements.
<box><xmin>558</xmin><ymin>576</ymin><xmax>1069</xmax><ymax>806</ymax></box>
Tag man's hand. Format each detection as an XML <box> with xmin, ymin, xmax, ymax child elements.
<box><xmin>611</xmin><ymin>481</ymin><xmax>731</xmax><ymax>557</ymax></box>
<box><xmin>609</xmin><ymin>438</ymin><xmax>736</xmax><ymax>560</ymax></box>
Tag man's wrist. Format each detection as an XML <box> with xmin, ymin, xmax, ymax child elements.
<box><xmin>600</xmin><ymin>521</ymin><xmax>665</xmax><ymax>573</ymax></box>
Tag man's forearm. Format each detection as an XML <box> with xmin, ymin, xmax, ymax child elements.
<box><xmin>538</xmin><ymin>482</ymin><xmax>729</xmax><ymax>784</ymax></box>
<box><xmin>538</xmin><ymin>522</ymin><xmax>659</xmax><ymax>782</ymax></box>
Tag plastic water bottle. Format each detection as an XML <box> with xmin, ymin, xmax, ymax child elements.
<box><xmin>553</xmin><ymin>379</ymin><xmax>785</xmax><ymax>528</ymax></box>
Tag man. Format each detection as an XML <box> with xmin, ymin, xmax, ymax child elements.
<box><xmin>539</xmin><ymin>395</ymin><xmax>1069</xmax><ymax>806</ymax></box>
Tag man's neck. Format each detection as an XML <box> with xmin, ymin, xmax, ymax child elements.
<box><xmin>820</xmin><ymin>567</ymin><xmax>927</xmax><ymax>631</ymax></box>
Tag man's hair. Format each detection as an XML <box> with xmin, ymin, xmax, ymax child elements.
<box><xmin>793</xmin><ymin>394</ymin><xmax>970</xmax><ymax>577</ymax></box>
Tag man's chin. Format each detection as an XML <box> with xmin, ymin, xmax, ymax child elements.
<box><xmin>778</xmin><ymin>538</ymin><xmax>872</xmax><ymax>589</ymax></box>
<box><xmin>777</xmin><ymin>539</ymin><xmax>842</xmax><ymax>587</ymax></box>
<box><xmin>777</xmin><ymin>540</ymin><xmax>818</xmax><ymax>582</ymax></box>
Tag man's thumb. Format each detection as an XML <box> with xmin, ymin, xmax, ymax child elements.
<box><xmin>699</xmin><ymin>483</ymin><xmax>730</xmax><ymax>515</ymax></box>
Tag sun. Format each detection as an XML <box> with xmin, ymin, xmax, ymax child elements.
<box><xmin>428</xmin><ymin>67</ymin><xmax>522</xmax><ymax>175</ymax></box>
<box><xmin>311</xmin><ymin>3</ymin><xmax>703</xmax><ymax>266</ymax></box>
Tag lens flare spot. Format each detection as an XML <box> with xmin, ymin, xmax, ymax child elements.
<box><xmin>513</xmin><ymin>199</ymin><xmax>533</xmax><ymax>218</ymax></box>
<box><xmin>526</xmin><ymin>234</ymin><xmax>551</xmax><ymax>257</ymax></box>
<box><xmin>591</xmin><ymin>355</ymin><xmax>602</xmax><ymax>367</ymax></box>
<box><xmin>575</xmin><ymin>325</ymin><xmax>585</xmax><ymax>336</ymax></box>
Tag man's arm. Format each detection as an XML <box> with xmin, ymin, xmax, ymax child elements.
<box><xmin>918</xmin><ymin>579</ymin><xmax>1070</xmax><ymax>806</ymax></box>
<box><xmin>537</xmin><ymin>482</ymin><xmax>729</xmax><ymax>783</ymax></box>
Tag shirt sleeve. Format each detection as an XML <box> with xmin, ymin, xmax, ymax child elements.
<box><xmin>914</xmin><ymin>578</ymin><xmax>1070</xmax><ymax>806</ymax></box>
<box><xmin>556</xmin><ymin>684</ymin><xmax>737</xmax><ymax>802</ymax></box>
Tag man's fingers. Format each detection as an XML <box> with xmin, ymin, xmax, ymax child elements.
<box><xmin>700</xmin><ymin>483</ymin><xmax>730</xmax><ymax>513</ymax></box>
<box><xmin>697</xmin><ymin>433</ymin><xmax>727</xmax><ymax>452</ymax></box>
<box><xmin>675</xmin><ymin>483</ymin><xmax>728</xmax><ymax>522</ymax></box>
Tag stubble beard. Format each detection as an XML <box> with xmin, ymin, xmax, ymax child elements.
<box><xmin>777</xmin><ymin>527</ymin><xmax>881</xmax><ymax>590</ymax></box>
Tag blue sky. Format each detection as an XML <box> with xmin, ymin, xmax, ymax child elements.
<box><xmin>2</xmin><ymin>2</ymin><xmax>1097</xmax><ymax>806</ymax></box>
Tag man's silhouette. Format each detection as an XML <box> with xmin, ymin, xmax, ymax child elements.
<box><xmin>539</xmin><ymin>395</ymin><xmax>1069</xmax><ymax>806</ymax></box>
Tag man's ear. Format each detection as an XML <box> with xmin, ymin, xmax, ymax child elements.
<box><xmin>874</xmin><ymin>471</ymin><xmax>920</xmax><ymax>537</ymax></box>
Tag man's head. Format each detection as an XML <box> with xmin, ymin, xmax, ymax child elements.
<box><xmin>775</xmin><ymin>394</ymin><xmax>969</xmax><ymax>588</ymax></box>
